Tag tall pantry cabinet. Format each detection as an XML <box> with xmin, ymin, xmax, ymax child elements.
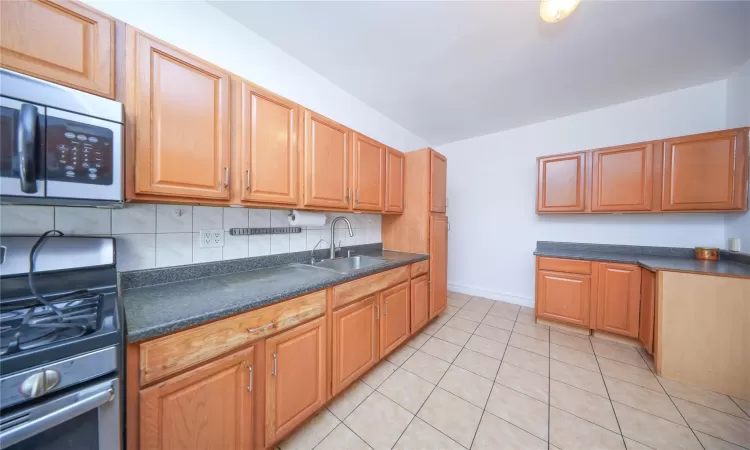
<box><xmin>382</xmin><ymin>148</ymin><xmax>449</xmax><ymax>319</ymax></box>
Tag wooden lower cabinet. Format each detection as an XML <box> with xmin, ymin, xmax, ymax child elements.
<box><xmin>639</xmin><ymin>269</ymin><xmax>656</xmax><ymax>354</ymax></box>
<box><xmin>379</xmin><ymin>282</ymin><xmax>411</xmax><ymax>358</ymax></box>
<box><xmin>536</xmin><ymin>269</ymin><xmax>591</xmax><ymax>327</ymax></box>
<box><xmin>140</xmin><ymin>345</ymin><xmax>254</xmax><ymax>450</ymax></box>
<box><xmin>411</xmin><ymin>274</ymin><xmax>430</xmax><ymax>333</ymax></box>
<box><xmin>594</xmin><ymin>263</ymin><xmax>641</xmax><ymax>338</ymax></box>
<box><xmin>331</xmin><ymin>296</ymin><xmax>378</xmax><ymax>396</ymax></box>
<box><xmin>265</xmin><ymin>317</ymin><xmax>327</xmax><ymax>446</ymax></box>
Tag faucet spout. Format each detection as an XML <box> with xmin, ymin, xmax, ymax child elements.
<box><xmin>329</xmin><ymin>216</ymin><xmax>354</xmax><ymax>259</ymax></box>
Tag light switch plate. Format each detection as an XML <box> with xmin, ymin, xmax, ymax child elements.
<box><xmin>200</xmin><ymin>230</ymin><xmax>224</xmax><ymax>248</ymax></box>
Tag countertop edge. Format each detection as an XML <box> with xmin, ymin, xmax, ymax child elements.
<box><xmin>126</xmin><ymin>253</ymin><xmax>428</xmax><ymax>343</ymax></box>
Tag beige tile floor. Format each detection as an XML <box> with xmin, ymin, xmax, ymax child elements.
<box><xmin>278</xmin><ymin>291</ymin><xmax>750</xmax><ymax>450</ymax></box>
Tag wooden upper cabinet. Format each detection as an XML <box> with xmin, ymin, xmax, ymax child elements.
<box><xmin>536</xmin><ymin>266</ymin><xmax>591</xmax><ymax>327</ymax></box>
<box><xmin>430</xmin><ymin>150</ymin><xmax>447</xmax><ymax>213</ymax></box>
<box><xmin>594</xmin><ymin>263</ymin><xmax>641</xmax><ymax>338</ymax></box>
<box><xmin>384</xmin><ymin>147</ymin><xmax>405</xmax><ymax>213</ymax></box>
<box><xmin>302</xmin><ymin>110</ymin><xmax>349</xmax><ymax>209</ymax></box>
<box><xmin>411</xmin><ymin>274</ymin><xmax>429</xmax><ymax>333</ymax></box>
<box><xmin>265</xmin><ymin>317</ymin><xmax>327</xmax><ymax>446</ymax></box>
<box><xmin>662</xmin><ymin>129</ymin><xmax>748</xmax><ymax>211</ymax></box>
<box><xmin>537</xmin><ymin>152</ymin><xmax>586</xmax><ymax>213</ymax></box>
<box><xmin>592</xmin><ymin>143</ymin><xmax>653</xmax><ymax>212</ymax></box>
<box><xmin>351</xmin><ymin>132</ymin><xmax>385</xmax><ymax>211</ymax></box>
<box><xmin>379</xmin><ymin>281</ymin><xmax>411</xmax><ymax>358</ymax></box>
<box><xmin>331</xmin><ymin>296</ymin><xmax>378</xmax><ymax>396</ymax></box>
<box><xmin>140</xmin><ymin>345</ymin><xmax>253</xmax><ymax>450</ymax></box>
<box><xmin>0</xmin><ymin>0</ymin><xmax>114</xmax><ymax>98</ymax></box>
<box><xmin>129</xmin><ymin>28</ymin><xmax>230</xmax><ymax>200</ymax></box>
<box><xmin>429</xmin><ymin>215</ymin><xmax>448</xmax><ymax>318</ymax></box>
<box><xmin>639</xmin><ymin>268</ymin><xmax>655</xmax><ymax>354</ymax></box>
<box><xmin>236</xmin><ymin>80</ymin><xmax>298</xmax><ymax>205</ymax></box>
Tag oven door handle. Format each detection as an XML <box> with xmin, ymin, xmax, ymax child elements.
<box><xmin>0</xmin><ymin>385</ymin><xmax>114</xmax><ymax>449</ymax></box>
<box><xmin>17</xmin><ymin>103</ymin><xmax>39</xmax><ymax>194</ymax></box>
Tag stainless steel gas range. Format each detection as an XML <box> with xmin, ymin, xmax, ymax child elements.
<box><xmin>0</xmin><ymin>234</ymin><xmax>122</xmax><ymax>449</ymax></box>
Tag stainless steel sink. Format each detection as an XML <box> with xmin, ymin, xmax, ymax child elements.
<box><xmin>307</xmin><ymin>255</ymin><xmax>387</xmax><ymax>274</ymax></box>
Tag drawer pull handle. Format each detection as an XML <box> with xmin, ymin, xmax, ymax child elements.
<box><xmin>247</xmin><ymin>365</ymin><xmax>253</xmax><ymax>392</ymax></box>
<box><xmin>224</xmin><ymin>167</ymin><xmax>229</xmax><ymax>187</ymax></box>
<box><xmin>376</xmin><ymin>304</ymin><xmax>380</xmax><ymax>320</ymax></box>
<box><xmin>271</xmin><ymin>352</ymin><xmax>277</xmax><ymax>376</ymax></box>
<box><xmin>246</xmin><ymin>170</ymin><xmax>251</xmax><ymax>189</ymax></box>
<box><xmin>384</xmin><ymin>301</ymin><xmax>388</xmax><ymax>316</ymax></box>
<box><xmin>248</xmin><ymin>323</ymin><xmax>274</xmax><ymax>333</ymax></box>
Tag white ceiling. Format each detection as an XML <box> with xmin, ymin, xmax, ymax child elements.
<box><xmin>210</xmin><ymin>1</ymin><xmax>750</xmax><ymax>145</ymax></box>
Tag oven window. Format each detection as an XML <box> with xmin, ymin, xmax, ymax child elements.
<box><xmin>6</xmin><ymin>409</ymin><xmax>99</xmax><ymax>450</ymax></box>
<box><xmin>0</xmin><ymin>105</ymin><xmax>19</xmax><ymax>178</ymax></box>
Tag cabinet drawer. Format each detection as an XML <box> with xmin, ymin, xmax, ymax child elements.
<box><xmin>332</xmin><ymin>266</ymin><xmax>409</xmax><ymax>310</ymax></box>
<box><xmin>139</xmin><ymin>290</ymin><xmax>326</xmax><ymax>385</ymax></box>
<box><xmin>411</xmin><ymin>260</ymin><xmax>429</xmax><ymax>277</ymax></box>
<box><xmin>537</xmin><ymin>257</ymin><xmax>592</xmax><ymax>275</ymax></box>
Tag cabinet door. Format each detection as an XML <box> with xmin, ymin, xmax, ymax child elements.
<box><xmin>140</xmin><ymin>345</ymin><xmax>254</xmax><ymax>450</ymax></box>
<box><xmin>595</xmin><ymin>263</ymin><xmax>641</xmax><ymax>337</ymax></box>
<box><xmin>639</xmin><ymin>268</ymin><xmax>655</xmax><ymax>354</ymax></box>
<box><xmin>352</xmin><ymin>132</ymin><xmax>385</xmax><ymax>211</ymax></box>
<box><xmin>384</xmin><ymin>147</ymin><xmax>405</xmax><ymax>213</ymax></box>
<box><xmin>302</xmin><ymin>110</ymin><xmax>349</xmax><ymax>209</ymax></box>
<box><xmin>331</xmin><ymin>296</ymin><xmax>378</xmax><ymax>396</ymax></box>
<box><xmin>265</xmin><ymin>317</ymin><xmax>327</xmax><ymax>446</ymax></box>
<box><xmin>592</xmin><ymin>143</ymin><xmax>653</xmax><ymax>212</ymax></box>
<box><xmin>537</xmin><ymin>152</ymin><xmax>586</xmax><ymax>212</ymax></box>
<box><xmin>131</xmin><ymin>29</ymin><xmax>231</xmax><ymax>199</ymax></box>
<box><xmin>0</xmin><ymin>0</ymin><xmax>114</xmax><ymax>98</ymax></box>
<box><xmin>238</xmin><ymin>80</ymin><xmax>298</xmax><ymax>205</ymax></box>
<box><xmin>411</xmin><ymin>274</ymin><xmax>429</xmax><ymax>333</ymax></box>
<box><xmin>429</xmin><ymin>215</ymin><xmax>448</xmax><ymax>318</ymax></box>
<box><xmin>380</xmin><ymin>281</ymin><xmax>411</xmax><ymax>357</ymax></box>
<box><xmin>662</xmin><ymin>129</ymin><xmax>748</xmax><ymax>211</ymax></box>
<box><xmin>430</xmin><ymin>150</ymin><xmax>447</xmax><ymax>213</ymax></box>
<box><xmin>536</xmin><ymin>270</ymin><xmax>590</xmax><ymax>327</ymax></box>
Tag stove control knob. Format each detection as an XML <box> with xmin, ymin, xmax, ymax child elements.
<box><xmin>20</xmin><ymin>370</ymin><xmax>61</xmax><ymax>398</ymax></box>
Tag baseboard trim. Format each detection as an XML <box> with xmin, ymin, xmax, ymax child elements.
<box><xmin>447</xmin><ymin>282</ymin><xmax>535</xmax><ymax>308</ymax></box>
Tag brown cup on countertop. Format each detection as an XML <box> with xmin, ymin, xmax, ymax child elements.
<box><xmin>695</xmin><ymin>247</ymin><xmax>719</xmax><ymax>261</ymax></box>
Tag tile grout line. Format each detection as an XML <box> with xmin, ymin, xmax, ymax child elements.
<box><xmin>592</xmin><ymin>344</ymin><xmax>627</xmax><ymax>449</ymax></box>
<box><xmin>652</xmin><ymin>373</ymin><xmax>706</xmax><ymax>449</ymax></box>
<box><xmin>728</xmin><ymin>397</ymin><xmax>750</xmax><ymax>420</ymax></box>
<box><xmin>466</xmin><ymin>302</ymin><xmax>498</xmax><ymax>449</ymax></box>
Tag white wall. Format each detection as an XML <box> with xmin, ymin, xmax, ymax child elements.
<box><xmin>724</xmin><ymin>59</ymin><xmax>750</xmax><ymax>251</ymax></box>
<box><xmin>437</xmin><ymin>81</ymin><xmax>730</xmax><ymax>306</ymax></box>
<box><xmin>82</xmin><ymin>0</ymin><xmax>429</xmax><ymax>152</ymax></box>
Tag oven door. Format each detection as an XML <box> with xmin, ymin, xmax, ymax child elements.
<box><xmin>0</xmin><ymin>96</ymin><xmax>46</xmax><ymax>198</ymax></box>
<box><xmin>0</xmin><ymin>376</ymin><xmax>120</xmax><ymax>450</ymax></box>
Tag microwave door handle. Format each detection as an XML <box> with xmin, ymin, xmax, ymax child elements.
<box><xmin>17</xmin><ymin>104</ymin><xmax>39</xmax><ymax>194</ymax></box>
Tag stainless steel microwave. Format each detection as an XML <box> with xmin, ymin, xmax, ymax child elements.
<box><xmin>0</xmin><ymin>68</ymin><xmax>124</xmax><ymax>207</ymax></box>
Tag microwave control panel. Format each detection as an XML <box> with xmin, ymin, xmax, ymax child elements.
<box><xmin>46</xmin><ymin>116</ymin><xmax>114</xmax><ymax>185</ymax></box>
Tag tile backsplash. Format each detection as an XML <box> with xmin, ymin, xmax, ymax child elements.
<box><xmin>0</xmin><ymin>204</ymin><xmax>382</xmax><ymax>271</ymax></box>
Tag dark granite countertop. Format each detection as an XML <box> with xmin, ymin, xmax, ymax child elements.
<box><xmin>123</xmin><ymin>248</ymin><xmax>427</xmax><ymax>343</ymax></box>
<box><xmin>534</xmin><ymin>242</ymin><xmax>750</xmax><ymax>279</ymax></box>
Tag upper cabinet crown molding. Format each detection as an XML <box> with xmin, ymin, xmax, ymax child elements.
<box><xmin>128</xmin><ymin>27</ymin><xmax>231</xmax><ymax>200</ymax></box>
<box><xmin>0</xmin><ymin>0</ymin><xmax>115</xmax><ymax>98</ymax></box>
<box><xmin>351</xmin><ymin>132</ymin><xmax>386</xmax><ymax>211</ymax></box>
<box><xmin>537</xmin><ymin>128</ymin><xmax>749</xmax><ymax>214</ymax></box>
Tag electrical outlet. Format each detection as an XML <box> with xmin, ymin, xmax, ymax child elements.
<box><xmin>200</xmin><ymin>230</ymin><xmax>224</xmax><ymax>248</ymax></box>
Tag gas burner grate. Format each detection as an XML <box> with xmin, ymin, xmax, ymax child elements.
<box><xmin>0</xmin><ymin>291</ymin><xmax>103</xmax><ymax>356</ymax></box>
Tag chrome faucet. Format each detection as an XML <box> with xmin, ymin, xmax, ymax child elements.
<box><xmin>329</xmin><ymin>216</ymin><xmax>354</xmax><ymax>259</ymax></box>
<box><xmin>310</xmin><ymin>239</ymin><xmax>329</xmax><ymax>264</ymax></box>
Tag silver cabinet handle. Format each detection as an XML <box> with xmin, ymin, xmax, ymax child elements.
<box><xmin>247</xmin><ymin>365</ymin><xmax>253</xmax><ymax>392</ymax></box>
<box><xmin>375</xmin><ymin>304</ymin><xmax>380</xmax><ymax>320</ymax></box>
<box><xmin>271</xmin><ymin>352</ymin><xmax>277</xmax><ymax>376</ymax></box>
<box><xmin>246</xmin><ymin>170</ymin><xmax>251</xmax><ymax>189</ymax></box>
<box><xmin>384</xmin><ymin>301</ymin><xmax>388</xmax><ymax>316</ymax></box>
<box><xmin>356</xmin><ymin>189</ymin><xmax>360</xmax><ymax>203</ymax></box>
<box><xmin>247</xmin><ymin>323</ymin><xmax>273</xmax><ymax>334</ymax></box>
<box><xmin>224</xmin><ymin>167</ymin><xmax>230</xmax><ymax>187</ymax></box>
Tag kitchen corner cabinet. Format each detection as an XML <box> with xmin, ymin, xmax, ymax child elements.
<box><xmin>379</xmin><ymin>282</ymin><xmax>411</xmax><ymax>357</ymax></box>
<box><xmin>129</xmin><ymin>27</ymin><xmax>231</xmax><ymax>200</ymax></box>
<box><xmin>302</xmin><ymin>110</ymin><xmax>350</xmax><ymax>209</ymax></box>
<box><xmin>595</xmin><ymin>263</ymin><xmax>641</xmax><ymax>337</ymax></box>
<box><xmin>331</xmin><ymin>295</ymin><xmax>378</xmax><ymax>396</ymax></box>
<box><xmin>661</xmin><ymin>129</ymin><xmax>748</xmax><ymax>211</ymax></box>
<box><xmin>351</xmin><ymin>132</ymin><xmax>386</xmax><ymax>211</ymax></box>
<box><xmin>139</xmin><ymin>345</ymin><xmax>254</xmax><ymax>450</ymax></box>
<box><xmin>592</xmin><ymin>143</ymin><xmax>653</xmax><ymax>212</ymax></box>
<box><xmin>430</xmin><ymin>150</ymin><xmax>448</xmax><ymax>213</ymax></box>
<box><xmin>411</xmin><ymin>274</ymin><xmax>430</xmax><ymax>333</ymax></box>
<box><xmin>537</xmin><ymin>152</ymin><xmax>587</xmax><ymax>213</ymax></box>
<box><xmin>235</xmin><ymin>80</ymin><xmax>299</xmax><ymax>205</ymax></box>
<box><xmin>384</xmin><ymin>147</ymin><xmax>405</xmax><ymax>213</ymax></box>
<box><xmin>429</xmin><ymin>215</ymin><xmax>448</xmax><ymax>318</ymax></box>
<box><xmin>0</xmin><ymin>0</ymin><xmax>115</xmax><ymax>98</ymax></box>
<box><xmin>265</xmin><ymin>316</ymin><xmax>327</xmax><ymax>446</ymax></box>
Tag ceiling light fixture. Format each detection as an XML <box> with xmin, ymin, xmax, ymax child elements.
<box><xmin>540</xmin><ymin>0</ymin><xmax>581</xmax><ymax>23</ymax></box>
